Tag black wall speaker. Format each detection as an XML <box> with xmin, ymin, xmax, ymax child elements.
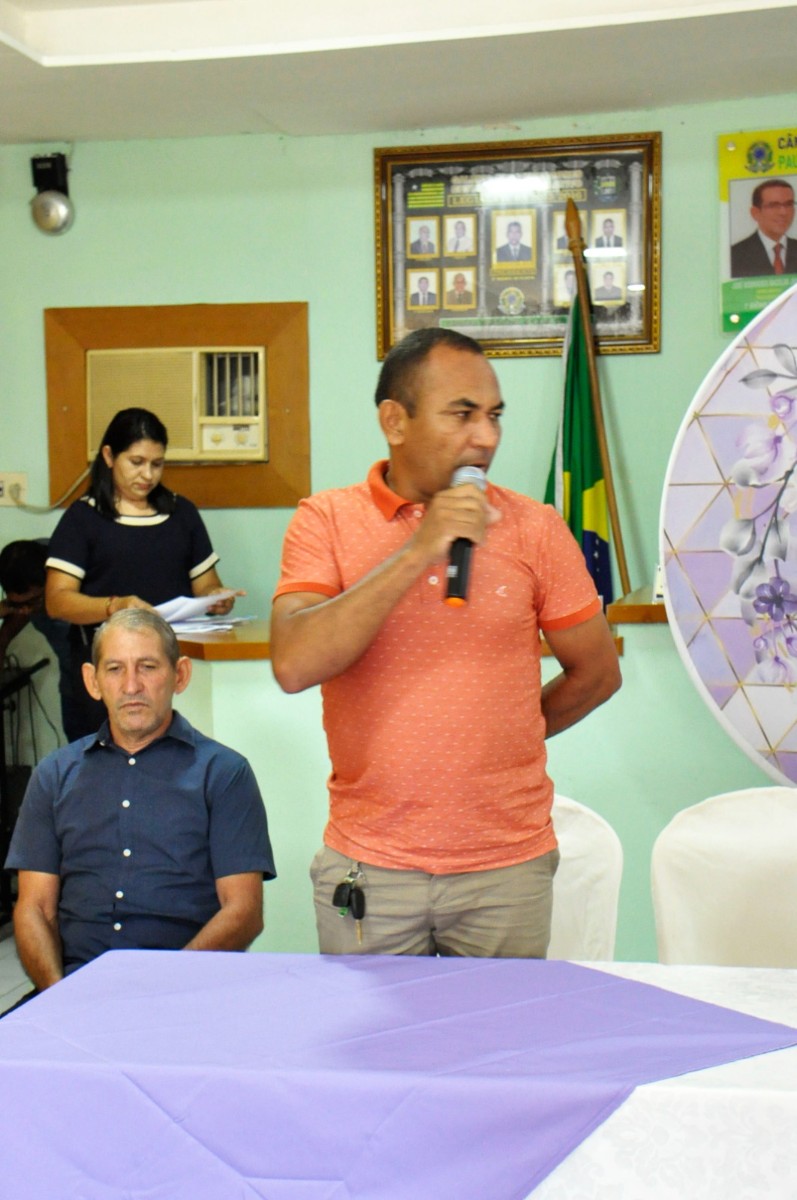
<box><xmin>30</xmin><ymin>152</ymin><xmax>74</xmax><ymax>235</ymax></box>
<box><xmin>31</xmin><ymin>152</ymin><xmax>70</xmax><ymax>196</ymax></box>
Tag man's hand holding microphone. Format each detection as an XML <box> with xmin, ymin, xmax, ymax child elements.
<box><xmin>409</xmin><ymin>466</ymin><xmax>502</xmax><ymax>605</ymax></box>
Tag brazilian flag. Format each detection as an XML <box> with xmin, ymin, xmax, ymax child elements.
<box><xmin>544</xmin><ymin>299</ymin><xmax>614</xmax><ymax>605</ymax></box>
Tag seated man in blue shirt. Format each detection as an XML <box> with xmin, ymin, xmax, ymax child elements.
<box><xmin>6</xmin><ymin>608</ymin><xmax>275</xmax><ymax>992</ymax></box>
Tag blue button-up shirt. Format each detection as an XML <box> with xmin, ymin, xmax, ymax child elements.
<box><xmin>6</xmin><ymin>712</ymin><xmax>275</xmax><ymax>972</ymax></box>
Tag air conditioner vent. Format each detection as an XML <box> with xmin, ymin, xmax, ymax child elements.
<box><xmin>87</xmin><ymin>347</ymin><xmax>267</xmax><ymax>463</ymax></box>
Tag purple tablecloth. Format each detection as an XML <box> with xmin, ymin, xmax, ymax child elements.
<box><xmin>1</xmin><ymin>951</ymin><xmax>795</xmax><ymax>1198</ymax></box>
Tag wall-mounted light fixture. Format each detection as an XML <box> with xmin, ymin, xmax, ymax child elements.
<box><xmin>30</xmin><ymin>152</ymin><xmax>74</xmax><ymax>235</ymax></box>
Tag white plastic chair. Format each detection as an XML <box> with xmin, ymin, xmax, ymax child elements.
<box><xmin>651</xmin><ymin>786</ymin><xmax>797</xmax><ymax>967</ymax></box>
<box><xmin>547</xmin><ymin>794</ymin><xmax>623</xmax><ymax>961</ymax></box>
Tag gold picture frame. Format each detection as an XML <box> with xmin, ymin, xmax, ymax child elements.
<box><xmin>375</xmin><ymin>132</ymin><xmax>661</xmax><ymax>358</ymax></box>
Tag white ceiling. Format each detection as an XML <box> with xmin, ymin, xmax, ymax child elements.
<box><xmin>0</xmin><ymin>0</ymin><xmax>794</xmax><ymax>143</ymax></box>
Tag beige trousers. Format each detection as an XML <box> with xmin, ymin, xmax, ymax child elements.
<box><xmin>311</xmin><ymin>844</ymin><xmax>559</xmax><ymax>958</ymax></box>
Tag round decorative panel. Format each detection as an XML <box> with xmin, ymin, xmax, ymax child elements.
<box><xmin>661</xmin><ymin>281</ymin><xmax>797</xmax><ymax>784</ymax></box>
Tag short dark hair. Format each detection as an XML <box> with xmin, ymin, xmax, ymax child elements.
<box><xmin>87</xmin><ymin>407</ymin><xmax>174</xmax><ymax>519</ymax></box>
<box><xmin>374</xmin><ymin>328</ymin><xmax>484</xmax><ymax>415</ymax></box>
<box><xmin>0</xmin><ymin>540</ymin><xmax>47</xmax><ymax>594</ymax></box>
<box><xmin>92</xmin><ymin>608</ymin><xmax>180</xmax><ymax>668</ymax></box>
<box><xmin>751</xmin><ymin>179</ymin><xmax>794</xmax><ymax>209</ymax></box>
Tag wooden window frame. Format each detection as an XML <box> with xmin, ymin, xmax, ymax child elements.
<box><xmin>45</xmin><ymin>302</ymin><xmax>310</xmax><ymax>508</ymax></box>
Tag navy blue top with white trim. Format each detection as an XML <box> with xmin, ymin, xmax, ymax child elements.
<box><xmin>6</xmin><ymin>712</ymin><xmax>276</xmax><ymax>973</ymax></box>
<box><xmin>46</xmin><ymin>494</ymin><xmax>219</xmax><ymax>604</ymax></box>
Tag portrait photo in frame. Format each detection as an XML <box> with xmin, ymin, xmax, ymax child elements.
<box><xmin>553</xmin><ymin>213</ymin><xmax>571</xmax><ymax>254</ymax></box>
<box><xmin>375</xmin><ymin>132</ymin><xmax>661</xmax><ymax>357</ymax></box>
<box><xmin>406</xmin><ymin>268</ymin><xmax>440</xmax><ymax>310</ymax></box>
<box><xmin>553</xmin><ymin>265</ymin><xmax>578</xmax><ymax>307</ymax></box>
<box><xmin>590</xmin><ymin>210</ymin><xmax>627</xmax><ymax>250</ymax></box>
<box><xmin>591</xmin><ymin>264</ymin><xmax>627</xmax><ymax>305</ymax></box>
<box><xmin>444</xmin><ymin>214</ymin><xmax>476</xmax><ymax>256</ymax></box>
<box><xmin>719</xmin><ymin>129</ymin><xmax>797</xmax><ymax>333</ymax></box>
<box><xmin>444</xmin><ymin>268</ymin><xmax>476</xmax><ymax>310</ymax></box>
<box><xmin>407</xmin><ymin>217</ymin><xmax>440</xmax><ymax>258</ymax></box>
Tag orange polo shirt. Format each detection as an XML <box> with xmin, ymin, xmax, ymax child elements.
<box><xmin>274</xmin><ymin>462</ymin><xmax>601</xmax><ymax>874</ymax></box>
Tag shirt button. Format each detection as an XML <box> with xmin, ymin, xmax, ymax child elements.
<box><xmin>128</xmin><ymin>757</ymin><xmax>136</xmax><ymax>766</ymax></box>
<box><xmin>123</xmin><ymin>848</ymin><xmax>131</xmax><ymax>857</ymax></box>
<box><xmin>428</xmin><ymin>575</ymin><xmax>438</xmax><ymax>585</ymax></box>
<box><xmin>122</xmin><ymin>800</ymin><xmax>130</xmax><ymax>808</ymax></box>
<box><xmin>113</xmin><ymin>922</ymin><xmax>122</xmax><ymax>931</ymax></box>
<box><xmin>115</xmin><ymin>890</ymin><xmax>124</xmax><ymax>899</ymax></box>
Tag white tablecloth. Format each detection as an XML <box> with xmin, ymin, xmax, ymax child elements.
<box><xmin>536</xmin><ymin>963</ymin><xmax>797</xmax><ymax>1198</ymax></box>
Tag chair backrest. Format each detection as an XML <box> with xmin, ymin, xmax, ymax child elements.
<box><xmin>548</xmin><ymin>794</ymin><xmax>623</xmax><ymax>961</ymax></box>
<box><xmin>651</xmin><ymin>786</ymin><xmax>797</xmax><ymax>967</ymax></box>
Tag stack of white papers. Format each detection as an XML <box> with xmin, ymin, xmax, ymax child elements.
<box><xmin>171</xmin><ymin>619</ymin><xmax>235</xmax><ymax>634</ymax></box>
<box><xmin>155</xmin><ymin>592</ymin><xmax>236</xmax><ymax>627</ymax></box>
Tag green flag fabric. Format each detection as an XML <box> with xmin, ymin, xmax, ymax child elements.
<box><xmin>544</xmin><ymin>299</ymin><xmax>614</xmax><ymax>604</ymax></box>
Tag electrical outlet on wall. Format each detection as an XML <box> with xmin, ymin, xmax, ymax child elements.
<box><xmin>0</xmin><ymin>473</ymin><xmax>28</xmax><ymax>506</ymax></box>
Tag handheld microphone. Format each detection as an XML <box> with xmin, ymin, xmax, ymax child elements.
<box><xmin>444</xmin><ymin>466</ymin><xmax>487</xmax><ymax>607</ymax></box>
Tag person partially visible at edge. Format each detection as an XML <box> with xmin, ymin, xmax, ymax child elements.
<box><xmin>45</xmin><ymin>407</ymin><xmax>243</xmax><ymax>740</ymax></box>
<box><xmin>270</xmin><ymin>326</ymin><xmax>621</xmax><ymax>959</ymax></box>
<box><xmin>6</xmin><ymin>608</ymin><xmax>275</xmax><ymax>995</ymax></box>
<box><xmin>0</xmin><ymin>539</ymin><xmax>78</xmax><ymax>739</ymax></box>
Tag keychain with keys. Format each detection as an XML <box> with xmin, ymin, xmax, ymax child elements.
<box><xmin>332</xmin><ymin>877</ymin><xmax>353</xmax><ymax>914</ymax></box>
<box><xmin>331</xmin><ymin>864</ymin><xmax>366</xmax><ymax>943</ymax></box>
<box><xmin>349</xmin><ymin>883</ymin><xmax>366</xmax><ymax>945</ymax></box>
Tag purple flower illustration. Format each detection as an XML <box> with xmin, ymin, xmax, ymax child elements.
<box><xmin>734</xmin><ymin>424</ymin><xmax>795</xmax><ymax>484</ymax></box>
<box><xmin>722</xmin><ymin>344</ymin><xmax>797</xmax><ymax>683</ymax></box>
<box><xmin>771</xmin><ymin>391</ymin><xmax>796</xmax><ymax>420</ymax></box>
<box><xmin>758</xmin><ymin>653</ymin><xmax>797</xmax><ymax>685</ymax></box>
<box><xmin>753</xmin><ymin>573</ymin><xmax>797</xmax><ymax>621</ymax></box>
<box><xmin>752</xmin><ymin>624</ymin><xmax>797</xmax><ymax>684</ymax></box>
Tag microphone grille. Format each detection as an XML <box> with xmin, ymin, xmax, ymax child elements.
<box><xmin>451</xmin><ymin>465</ymin><xmax>487</xmax><ymax>491</ymax></box>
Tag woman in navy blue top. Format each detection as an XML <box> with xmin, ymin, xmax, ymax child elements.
<box><xmin>46</xmin><ymin>408</ymin><xmax>239</xmax><ymax>739</ymax></box>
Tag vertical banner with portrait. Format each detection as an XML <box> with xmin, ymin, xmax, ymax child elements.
<box><xmin>720</xmin><ymin>128</ymin><xmax>797</xmax><ymax>333</ymax></box>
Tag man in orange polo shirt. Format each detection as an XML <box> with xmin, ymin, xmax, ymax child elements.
<box><xmin>271</xmin><ymin>328</ymin><xmax>620</xmax><ymax>957</ymax></box>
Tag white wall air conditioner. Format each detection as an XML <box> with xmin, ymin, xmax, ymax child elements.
<box><xmin>86</xmin><ymin>347</ymin><xmax>267</xmax><ymax>464</ymax></box>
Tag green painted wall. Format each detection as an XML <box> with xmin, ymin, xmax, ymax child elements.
<box><xmin>2</xmin><ymin>89</ymin><xmax>787</xmax><ymax>959</ymax></box>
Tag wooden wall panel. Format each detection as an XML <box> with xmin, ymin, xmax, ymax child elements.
<box><xmin>45</xmin><ymin>303</ymin><xmax>310</xmax><ymax>509</ymax></box>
